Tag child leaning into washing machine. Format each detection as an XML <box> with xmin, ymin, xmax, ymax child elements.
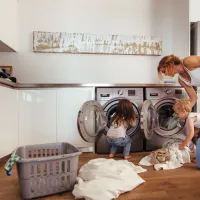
<box><xmin>173</xmin><ymin>99</ymin><xmax>200</xmax><ymax>162</ymax></box>
<box><xmin>106</xmin><ymin>99</ymin><xmax>136</xmax><ymax>160</ymax></box>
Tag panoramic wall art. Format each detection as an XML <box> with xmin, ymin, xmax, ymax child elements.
<box><xmin>33</xmin><ymin>31</ymin><xmax>162</xmax><ymax>55</ymax></box>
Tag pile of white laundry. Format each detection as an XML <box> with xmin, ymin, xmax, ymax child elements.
<box><xmin>72</xmin><ymin>158</ymin><xmax>147</xmax><ymax>200</ymax></box>
<box><xmin>72</xmin><ymin>144</ymin><xmax>193</xmax><ymax>199</ymax></box>
<box><xmin>139</xmin><ymin>143</ymin><xmax>191</xmax><ymax>171</ymax></box>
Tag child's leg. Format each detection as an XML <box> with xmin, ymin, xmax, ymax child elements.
<box><xmin>107</xmin><ymin>137</ymin><xmax>118</xmax><ymax>158</ymax></box>
<box><xmin>109</xmin><ymin>145</ymin><xmax>118</xmax><ymax>158</ymax></box>
<box><xmin>123</xmin><ymin>136</ymin><xmax>132</xmax><ymax>159</ymax></box>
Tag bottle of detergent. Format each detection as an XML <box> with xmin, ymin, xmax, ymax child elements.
<box><xmin>196</xmin><ymin>134</ymin><xmax>200</xmax><ymax>169</ymax></box>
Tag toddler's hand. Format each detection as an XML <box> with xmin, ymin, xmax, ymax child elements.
<box><xmin>179</xmin><ymin>143</ymin><xmax>186</xmax><ymax>150</ymax></box>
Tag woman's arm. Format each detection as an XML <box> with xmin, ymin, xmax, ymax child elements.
<box><xmin>178</xmin><ymin>78</ymin><xmax>197</xmax><ymax>107</ymax></box>
<box><xmin>183</xmin><ymin>56</ymin><xmax>200</xmax><ymax>70</ymax></box>
<box><xmin>179</xmin><ymin>117</ymin><xmax>196</xmax><ymax>150</ymax></box>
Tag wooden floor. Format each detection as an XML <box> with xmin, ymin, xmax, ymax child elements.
<box><xmin>1</xmin><ymin>152</ymin><xmax>200</xmax><ymax>200</ymax></box>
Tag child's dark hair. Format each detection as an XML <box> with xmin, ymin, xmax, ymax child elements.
<box><xmin>111</xmin><ymin>99</ymin><xmax>136</xmax><ymax>127</ymax></box>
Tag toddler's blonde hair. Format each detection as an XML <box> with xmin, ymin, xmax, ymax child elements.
<box><xmin>173</xmin><ymin>99</ymin><xmax>192</xmax><ymax>113</ymax></box>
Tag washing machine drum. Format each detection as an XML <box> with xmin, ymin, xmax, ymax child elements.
<box><xmin>140</xmin><ymin>97</ymin><xmax>186</xmax><ymax>140</ymax></box>
<box><xmin>155</xmin><ymin>97</ymin><xmax>186</xmax><ymax>136</ymax></box>
<box><xmin>103</xmin><ymin>97</ymin><xmax>140</xmax><ymax>137</ymax></box>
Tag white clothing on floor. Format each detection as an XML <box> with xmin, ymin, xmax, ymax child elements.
<box><xmin>72</xmin><ymin>158</ymin><xmax>146</xmax><ymax>200</ymax></box>
<box><xmin>139</xmin><ymin>143</ymin><xmax>191</xmax><ymax>171</ymax></box>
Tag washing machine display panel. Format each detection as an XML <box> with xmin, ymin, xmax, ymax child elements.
<box><xmin>100</xmin><ymin>93</ymin><xmax>110</xmax><ymax>97</ymax></box>
<box><xmin>150</xmin><ymin>93</ymin><xmax>158</xmax><ymax>97</ymax></box>
<box><xmin>128</xmin><ymin>90</ymin><xmax>135</xmax><ymax>96</ymax></box>
<box><xmin>175</xmin><ymin>89</ymin><xmax>182</xmax><ymax>95</ymax></box>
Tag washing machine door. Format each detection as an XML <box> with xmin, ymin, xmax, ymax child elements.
<box><xmin>140</xmin><ymin>100</ymin><xmax>158</xmax><ymax>140</ymax></box>
<box><xmin>154</xmin><ymin>97</ymin><xmax>185</xmax><ymax>136</ymax></box>
<box><xmin>77</xmin><ymin>100</ymin><xmax>107</xmax><ymax>143</ymax></box>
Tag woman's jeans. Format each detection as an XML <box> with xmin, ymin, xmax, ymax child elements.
<box><xmin>106</xmin><ymin>136</ymin><xmax>131</xmax><ymax>156</ymax></box>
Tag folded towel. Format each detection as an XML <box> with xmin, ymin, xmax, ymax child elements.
<box><xmin>4</xmin><ymin>155</ymin><xmax>21</xmax><ymax>176</ymax></box>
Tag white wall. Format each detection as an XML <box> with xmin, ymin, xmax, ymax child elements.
<box><xmin>0</xmin><ymin>0</ymin><xmax>18</xmax><ymax>51</ymax></box>
<box><xmin>0</xmin><ymin>0</ymin><xmax>189</xmax><ymax>83</ymax></box>
<box><xmin>190</xmin><ymin>0</ymin><xmax>200</xmax><ymax>22</ymax></box>
<box><xmin>172</xmin><ymin>0</ymin><xmax>190</xmax><ymax>56</ymax></box>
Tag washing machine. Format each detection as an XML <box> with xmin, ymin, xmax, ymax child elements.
<box><xmin>140</xmin><ymin>87</ymin><xmax>193</xmax><ymax>151</ymax></box>
<box><xmin>77</xmin><ymin>87</ymin><xmax>144</xmax><ymax>154</ymax></box>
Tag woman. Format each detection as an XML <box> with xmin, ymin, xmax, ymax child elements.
<box><xmin>157</xmin><ymin>55</ymin><xmax>199</xmax><ymax>107</ymax></box>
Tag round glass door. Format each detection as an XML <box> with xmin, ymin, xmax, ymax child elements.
<box><xmin>77</xmin><ymin>100</ymin><xmax>107</xmax><ymax>142</ymax></box>
<box><xmin>154</xmin><ymin>97</ymin><xmax>185</xmax><ymax>137</ymax></box>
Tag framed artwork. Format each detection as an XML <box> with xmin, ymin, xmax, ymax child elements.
<box><xmin>33</xmin><ymin>31</ymin><xmax>162</xmax><ymax>56</ymax></box>
<box><xmin>0</xmin><ymin>66</ymin><xmax>12</xmax><ymax>75</ymax></box>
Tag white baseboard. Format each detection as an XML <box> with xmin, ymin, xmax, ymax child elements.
<box><xmin>77</xmin><ymin>146</ymin><xmax>94</xmax><ymax>153</ymax></box>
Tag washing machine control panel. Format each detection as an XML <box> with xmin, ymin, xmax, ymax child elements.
<box><xmin>96</xmin><ymin>87</ymin><xmax>143</xmax><ymax>100</ymax></box>
<box><xmin>165</xmin><ymin>89</ymin><xmax>172</xmax><ymax>95</ymax></box>
<box><xmin>145</xmin><ymin>87</ymin><xmax>188</xmax><ymax>99</ymax></box>
<box><xmin>117</xmin><ymin>89</ymin><xmax>136</xmax><ymax>96</ymax></box>
<box><xmin>113</xmin><ymin>88</ymin><xmax>143</xmax><ymax>99</ymax></box>
<box><xmin>118</xmin><ymin>89</ymin><xmax>123</xmax><ymax>95</ymax></box>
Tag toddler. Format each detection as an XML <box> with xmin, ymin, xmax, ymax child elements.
<box><xmin>106</xmin><ymin>99</ymin><xmax>136</xmax><ymax>159</ymax></box>
<box><xmin>173</xmin><ymin>99</ymin><xmax>200</xmax><ymax>161</ymax></box>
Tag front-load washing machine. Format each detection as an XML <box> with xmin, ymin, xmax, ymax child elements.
<box><xmin>141</xmin><ymin>87</ymin><xmax>195</xmax><ymax>151</ymax></box>
<box><xmin>77</xmin><ymin>87</ymin><xmax>144</xmax><ymax>154</ymax></box>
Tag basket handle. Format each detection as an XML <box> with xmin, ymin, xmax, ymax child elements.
<box><xmin>10</xmin><ymin>146</ymin><xmax>23</xmax><ymax>160</ymax></box>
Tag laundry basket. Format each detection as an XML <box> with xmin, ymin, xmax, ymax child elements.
<box><xmin>12</xmin><ymin>142</ymin><xmax>82</xmax><ymax>199</ymax></box>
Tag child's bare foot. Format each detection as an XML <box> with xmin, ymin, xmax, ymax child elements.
<box><xmin>124</xmin><ymin>155</ymin><xmax>132</xmax><ymax>159</ymax></box>
<box><xmin>192</xmin><ymin>158</ymin><xmax>196</xmax><ymax>163</ymax></box>
<box><xmin>109</xmin><ymin>153</ymin><xmax>115</xmax><ymax>158</ymax></box>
